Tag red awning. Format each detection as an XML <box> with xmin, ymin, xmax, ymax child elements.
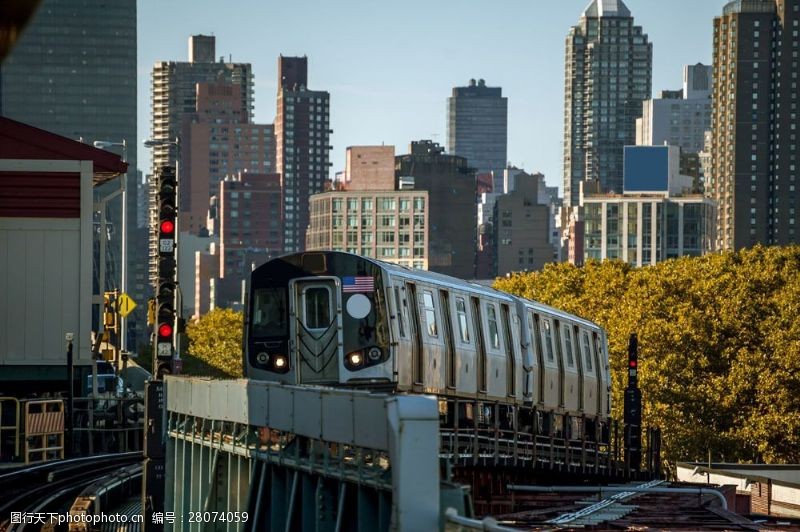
<box><xmin>0</xmin><ymin>116</ymin><xmax>128</xmax><ymax>185</ymax></box>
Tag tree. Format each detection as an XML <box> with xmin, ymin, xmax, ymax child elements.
<box><xmin>493</xmin><ymin>246</ymin><xmax>800</xmax><ymax>465</ymax></box>
<box><xmin>185</xmin><ymin>308</ymin><xmax>244</xmax><ymax>378</ymax></box>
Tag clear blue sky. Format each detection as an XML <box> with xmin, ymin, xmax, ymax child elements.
<box><xmin>137</xmin><ymin>0</ymin><xmax>726</xmax><ymax>192</ymax></box>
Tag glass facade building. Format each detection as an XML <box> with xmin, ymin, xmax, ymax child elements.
<box><xmin>563</xmin><ymin>0</ymin><xmax>652</xmax><ymax>207</ymax></box>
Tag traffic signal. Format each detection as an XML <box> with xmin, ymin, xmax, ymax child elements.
<box><xmin>627</xmin><ymin>333</ymin><xmax>638</xmax><ymax>387</ymax></box>
<box><xmin>153</xmin><ymin>165</ymin><xmax>178</xmax><ymax>375</ymax></box>
<box><xmin>158</xmin><ymin>166</ymin><xmax>177</xmax><ymax>257</ymax></box>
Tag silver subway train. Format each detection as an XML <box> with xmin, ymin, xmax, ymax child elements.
<box><xmin>245</xmin><ymin>251</ymin><xmax>611</xmax><ymax>439</ymax></box>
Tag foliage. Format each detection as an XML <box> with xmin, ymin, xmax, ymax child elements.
<box><xmin>494</xmin><ymin>245</ymin><xmax>800</xmax><ymax>465</ymax></box>
<box><xmin>185</xmin><ymin>308</ymin><xmax>244</xmax><ymax>378</ymax></box>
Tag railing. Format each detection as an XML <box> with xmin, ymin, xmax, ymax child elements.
<box><xmin>23</xmin><ymin>399</ymin><xmax>65</xmax><ymax>464</ymax></box>
<box><xmin>0</xmin><ymin>397</ymin><xmax>20</xmax><ymax>461</ymax></box>
<box><xmin>70</xmin><ymin>396</ymin><xmax>144</xmax><ymax>456</ymax></box>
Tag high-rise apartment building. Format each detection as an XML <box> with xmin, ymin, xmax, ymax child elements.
<box><xmin>637</xmin><ymin>65</ymin><xmax>713</xmax><ymax>154</ymax></box>
<box><xmin>446</xmin><ymin>78</ymin><xmax>508</xmax><ymax>177</ymax></box>
<box><xmin>494</xmin><ymin>172</ymin><xmax>555</xmax><ymax>276</ymax></box>
<box><xmin>396</xmin><ymin>141</ymin><xmax>476</xmax><ymax>279</ymax></box>
<box><xmin>306</xmin><ymin>146</ymin><xmax>429</xmax><ymax>270</ymax></box>
<box><xmin>275</xmin><ymin>56</ymin><xmax>332</xmax><ymax>253</ymax></box>
<box><xmin>1</xmin><ymin>0</ymin><xmax>142</xmax><ymax>346</ymax></box>
<box><xmin>710</xmin><ymin>0</ymin><xmax>800</xmax><ymax>250</ymax></box>
<box><xmin>576</xmin><ymin>146</ymin><xmax>715</xmax><ymax>266</ymax></box>
<box><xmin>181</xmin><ymin>82</ymin><xmax>275</xmax><ymax>234</ymax></box>
<box><xmin>563</xmin><ymin>0</ymin><xmax>652</xmax><ymax>207</ymax></box>
<box><xmin>150</xmin><ymin>35</ymin><xmax>254</xmax><ymax>283</ymax></box>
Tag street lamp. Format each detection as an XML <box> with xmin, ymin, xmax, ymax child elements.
<box><xmin>92</xmin><ymin>140</ymin><xmax>128</xmax><ymax>354</ymax></box>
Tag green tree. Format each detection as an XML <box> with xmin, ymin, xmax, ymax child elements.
<box><xmin>494</xmin><ymin>245</ymin><xmax>800</xmax><ymax>465</ymax></box>
<box><xmin>185</xmin><ymin>308</ymin><xmax>244</xmax><ymax>378</ymax></box>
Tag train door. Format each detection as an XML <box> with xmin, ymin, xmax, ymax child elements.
<box><xmin>538</xmin><ymin>316</ymin><xmax>560</xmax><ymax>408</ymax></box>
<box><xmin>579</xmin><ymin>329</ymin><xmax>600</xmax><ymax>416</ymax></box>
<box><xmin>291</xmin><ymin>279</ymin><xmax>342</xmax><ymax>384</ymax></box>
<box><xmin>407</xmin><ymin>283</ymin><xmax>424</xmax><ymax>386</ymax></box>
<box><xmin>500</xmin><ymin>304</ymin><xmax>516</xmax><ymax>398</ymax></box>
<box><xmin>471</xmin><ymin>296</ymin><xmax>487</xmax><ymax>393</ymax></box>
<box><xmin>573</xmin><ymin>325</ymin><xmax>584</xmax><ymax>412</ymax></box>
<box><xmin>392</xmin><ymin>284</ymin><xmax>412</xmax><ymax>387</ymax></box>
<box><xmin>439</xmin><ymin>290</ymin><xmax>456</xmax><ymax>390</ymax></box>
<box><xmin>530</xmin><ymin>311</ymin><xmax>545</xmax><ymax>404</ymax></box>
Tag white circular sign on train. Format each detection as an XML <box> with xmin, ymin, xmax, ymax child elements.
<box><xmin>346</xmin><ymin>294</ymin><xmax>371</xmax><ymax>319</ymax></box>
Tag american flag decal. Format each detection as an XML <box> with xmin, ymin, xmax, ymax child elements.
<box><xmin>342</xmin><ymin>276</ymin><xmax>374</xmax><ymax>293</ymax></box>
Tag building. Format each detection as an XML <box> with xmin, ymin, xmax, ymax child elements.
<box><xmin>574</xmin><ymin>146</ymin><xmax>715</xmax><ymax>266</ymax></box>
<box><xmin>191</xmin><ymin>172</ymin><xmax>282</xmax><ymax>315</ymax></box>
<box><xmin>710</xmin><ymin>0</ymin><xmax>800</xmax><ymax>251</ymax></box>
<box><xmin>678</xmin><ymin>462</ymin><xmax>800</xmax><ymax>518</ymax></box>
<box><xmin>563</xmin><ymin>0</ymin><xmax>652</xmax><ymax>207</ymax></box>
<box><xmin>150</xmin><ymin>35</ymin><xmax>254</xmax><ymax>283</ymax></box>
<box><xmin>0</xmin><ymin>0</ymin><xmax>147</xmax><ymax>348</ymax></box>
<box><xmin>306</xmin><ymin>146</ymin><xmax>429</xmax><ymax>270</ymax></box>
<box><xmin>636</xmin><ymin>64</ymin><xmax>712</xmax><ymax>153</ymax></box>
<box><xmin>493</xmin><ymin>172</ymin><xmax>555</xmax><ymax>276</ymax></box>
<box><xmin>0</xmin><ymin>117</ymin><xmax>127</xmax><ymax>394</ymax></box>
<box><xmin>396</xmin><ymin>141</ymin><xmax>476</xmax><ymax>279</ymax></box>
<box><xmin>446</xmin><ymin>79</ymin><xmax>508</xmax><ymax>177</ymax></box>
<box><xmin>275</xmin><ymin>56</ymin><xmax>332</xmax><ymax>253</ymax></box>
<box><xmin>181</xmin><ymin>82</ymin><xmax>275</xmax><ymax>234</ymax></box>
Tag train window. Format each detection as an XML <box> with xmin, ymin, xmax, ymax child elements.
<box><xmin>422</xmin><ymin>290</ymin><xmax>438</xmax><ymax>337</ymax></box>
<box><xmin>455</xmin><ymin>297</ymin><xmax>470</xmax><ymax>343</ymax></box>
<box><xmin>394</xmin><ymin>287</ymin><xmax>406</xmax><ymax>337</ymax></box>
<box><xmin>563</xmin><ymin>325</ymin><xmax>575</xmax><ymax>368</ymax></box>
<box><xmin>304</xmin><ymin>286</ymin><xmax>331</xmax><ymax>330</ymax></box>
<box><xmin>582</xmin><ymin>331</ymin><xmax>594</xmax><ymax>372</ymax></box>
<box><xmin>252</xmin><ymin>287</ymin><xmax>288</xmax><ymax>337</ymax></box>
<box><xmin>541</xmin><ymin>319</ymin><xmax>555</xmax><ymax>362</ymax></box>
<box><xmin>527</xmin><ymin>311</ymin><xmax>539</xmax><ymax>359</ymax></box>
<box><xmin>487</xmin><ymin>304</ymin><xmax>500</xmax><ymax>349</ymax></box>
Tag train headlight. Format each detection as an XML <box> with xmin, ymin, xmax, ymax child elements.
<box><xmin>273</xmin><ymin>355</ymin><xmax>287</xmax><ymax>369</ymax></box>
<box><xmin>347</xmin><ymin>351</ymin><xmax>363</xmax><ymax>367</ymax></box>
<box><xmin>367</xmin><ymin>347</ymin><xmax>382</xmax><ymax>362</ymax></box>
<box><xmin>256</xmin><ymin>352</ymin><xmax>269</xmax><ymax>365</ymax></box>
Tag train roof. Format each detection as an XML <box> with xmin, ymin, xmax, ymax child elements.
<box><xmin>267</xmin><ymin>252</ymin><xmax>602</xmax><ymax>331</ymax></box>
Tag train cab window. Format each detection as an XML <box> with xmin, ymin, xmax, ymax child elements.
<box><xmin>562</xmin><ymin>325</ymin><xmax>575</xmax><ymax>368</ymax></box>
<box><xmin>582</xmin><ymin>331</ymin><xmax>594</xmax><ymax>372</ymax></box>
<box><xmin>541</xmin><ymin>319</ymin><xmax>555</xmax><ymax>362</ymax></box>
<box><xmin>252</xmin><ymin>287</ymin><xmax>288</xmax><ymax>337</ymax></box>
<box><xmin>303</xmin><ymin>286</ymin><xmax>331</xmax><ymax>330</ymax></box>
<box><xmin>455</xmin><ymin>297</ymin><xmax>470</xmax><ymax>343</ymax></box>
<box><xmin>394</xmin><ymin>287</ymin><xmax>406</xmax><ymax>337</ymax></box>
<box><xmin>422</xmin><ymin>290</ymin><xmax>438</xmax><ymax>337</ymax></box>
<box><xmin>486</xmin><ymin>304</ymin><xmax>500</xmax><ymax>349</ymax></box>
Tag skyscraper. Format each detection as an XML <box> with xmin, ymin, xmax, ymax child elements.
<box><xmin>149</xmin><ymin>35</ymin><xmax>254</xmax><ymax>283</ymax></box>
<box><xmin>447</xmin><ymin>78</ymin><xmax>508</xmax><ymax>179</ymax></box>
<box><xmin>396</xmin><ymin>141</ymin><xmax>476</xmax><ymax>279</ymax></box>
<box><xmin>1</xmin><ymin>0</ymin><xmax>141</xmax><ymax>345</ymax></box>
<box><xmin>710</xmin><ymin>0</ymin><xmax>800</xmax><ymax>250</ymax></box>
<box><xmin>275</xmin><ymin>56</ymin><xmax>332</xmax><ymax>253</ymax></box>
<box><xmin>563</xmin><ymin>0</ymin><xmax>652</xmax><ymax>207</ymax></box>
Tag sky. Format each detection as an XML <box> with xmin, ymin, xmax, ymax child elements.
<box><xmin>137</xmin><ymin>0</ymin><xmax>727</xmax><ymax>193</ymax></box>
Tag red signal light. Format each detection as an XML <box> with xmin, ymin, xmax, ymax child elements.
<box><xmin>160</xmin><ymin>220</ymin><xmax>175</xmax><ymax>234</ymax></box>
<box><xmin>629</xmin><ymin>360</ymin><xmax>637</xmax><ymax>368</ymax></box>
<box><xmin>158</xmin><ymin>323</ymin><xmax>173</xmax><ymax>338</ymax></box>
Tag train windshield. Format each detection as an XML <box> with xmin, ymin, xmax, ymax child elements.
<box><xmin>251</xmin><ymin>287</ymin><xmax>288</xmax><ymax>337</ymax></box>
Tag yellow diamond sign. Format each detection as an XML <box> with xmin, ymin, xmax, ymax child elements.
<box><xmin>117</xmin><ymin>292</ymin><xmax>138</xmax><ymax>318</ymax></box>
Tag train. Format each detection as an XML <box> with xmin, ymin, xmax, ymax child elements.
<box><xmin>244</xmin><ymin>251</ymin><xmax>611</xmax><ymax>442</ymax></box>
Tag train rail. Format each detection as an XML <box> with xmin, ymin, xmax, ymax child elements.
<box><xmin>0</xmin><ymin>452</ymin><xmax>142</xmax><ymax>532</ymax></box>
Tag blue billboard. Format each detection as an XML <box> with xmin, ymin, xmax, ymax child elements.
<box><xmin>624</xmin><ymin>146</ymin><xmax>669</xmax><ymax>192</ymax></box>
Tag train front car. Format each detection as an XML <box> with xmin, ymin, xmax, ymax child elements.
<box><xmin>245</xmin><ymin>251</ymin><xmax>393</xmax><ymax>387</ymax></box>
